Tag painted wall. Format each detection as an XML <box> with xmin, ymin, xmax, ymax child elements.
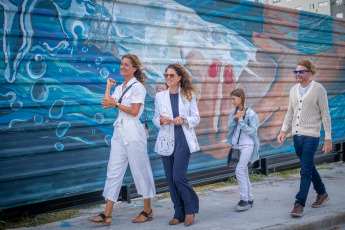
<box><xmin>0</xmin><ymin>0</ymin><xmax>344</xmax><ymax>210</ymax></box>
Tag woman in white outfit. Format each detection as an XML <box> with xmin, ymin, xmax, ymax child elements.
<box><xmin>227</xmin><ymin>89</ymin><xmax>260</xmax><ymax>212</ymax></box>
<box><xmin>89</xmin><ymin>54</ymin><xmax>156</xmax><ymax>225</ymax></box>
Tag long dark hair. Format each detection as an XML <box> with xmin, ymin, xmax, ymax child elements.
<box><xmin>122</xmin><ymin>54</ymin><xmax>147</xmax><ymax>84</ymax></box>
<box><xmin>165</xmin><ymin>63</ymin><xmax>197</xmax><ymax>102</ymax></box>
<box><xmin>230</xmin><ymin>88</ymin><xmax>246</xmax><ymax>122</ymax></box>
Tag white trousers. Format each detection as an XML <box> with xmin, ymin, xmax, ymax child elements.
<box><xmin>102</xmin><ymin>128</ymin><xmax>156</xmax><ymax>202</ymax></box>
<box><xmin>235</xmin><ymin>144</ymin><xmax>254</xmax><ymax>202</ymax></box>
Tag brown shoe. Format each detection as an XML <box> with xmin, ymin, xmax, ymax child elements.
<box><xmin>290</xmin><ymin>204</ymin><xmax>303</xmax><ymax>217</ymax></box>
<box><xmin>184</xmin><ymin>214</ymin><xmax>195</xmax><ymax>226</ymax></box>
<box><xmin>312</xmin><ymin>193</ymin><xmax>329</xmax><ymax>208</ymax></box>
<box><xmin>169</xmin><ymin>218</ymin><xmax>180</xmax><ymax>225</ymax></box>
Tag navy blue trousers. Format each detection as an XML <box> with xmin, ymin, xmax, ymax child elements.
<box><xmin>162</xmin><ymin>134</ymin><xmax>199</xmax><ymax>222</ymax></box>
<box><xmin>293</xmin><ymin>135</ymin><xmax>326</xmax><ymax>207</ymax></box>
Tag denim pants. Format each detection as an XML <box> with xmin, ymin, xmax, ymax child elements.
<box><xmin>235</xmin><ymin>144</ymin><xmax>254</xmax><ymax>202</ymax></box>
<box><xmin>293</xmin><ymin>135</ymin><xmax>326</xmax><ymax>207</ymax></box>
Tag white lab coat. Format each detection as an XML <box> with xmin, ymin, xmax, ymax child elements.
<box><xmin>102</xmin><ymin>77</ymin><xmax>156</xmax><ymax>202</ymax></box>
<box><xmin>153</xmin><ymin>88</ymin><xmax>200</xmax><ymax>156</ymax></box>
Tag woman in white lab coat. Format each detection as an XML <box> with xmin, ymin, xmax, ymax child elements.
<box><xmin>89</xmin><ymin>54</ymin><xmax>156</xmax><ymax>225</ymax></box>
<box><xmin>153</xmin><ymin>63</ymin><xmax>200</xmax><ymax>226</ymax></box>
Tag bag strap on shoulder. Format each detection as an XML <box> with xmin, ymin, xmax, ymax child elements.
<box><xmin>118</xmin><ymin>82</ymin><xmax>136</xmax><ymax>104</ymax></box>
<box><xmin>236</xmin><ymin>108</ymin><xmax>248</xmax><ymax>144</ymax></box>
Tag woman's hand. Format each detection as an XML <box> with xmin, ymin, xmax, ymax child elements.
<box><xmin>234</xmin><ymin>111</ymin><xmax>245</xmax><ymax>119</ymax></box>
<box><xmin>172</xmin><ymin>116</ymin><xmax>184</xmax><ymax>126</ymax></box>
<box><xmin>160</xmin><ymin>116</ymin><xmax>172</xmax><ymax>125</ymax></box>
<box><xmin>107</xmin><ymin>78</ymin><xmax>116</xmax><ymax>87</ymax></box>
<box><xmin>102</xmin><ymin>94</ymin><xmax>117</xmax><ymax>109</ymax></box>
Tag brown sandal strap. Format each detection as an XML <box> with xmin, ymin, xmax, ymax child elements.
<box><xmin>139</xmin><ymin>211</ymin><xmax>148</xmax><ymax>218</ymax></box>
<box><xmin>98</xmin><ymin>213</ymin><xmax>106</xmax><ymax>220</ymax></box>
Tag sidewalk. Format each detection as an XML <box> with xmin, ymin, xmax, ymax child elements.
<box><xmin>17</xmin><ymin>162</ymin><xmax>345</xmax><ymax>230</ymax></box>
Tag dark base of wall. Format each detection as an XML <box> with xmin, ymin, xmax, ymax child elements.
<box><xmin>1</xmin><ymin>143</ymin><xmax>343</xmax><ymax>221</ymax></box>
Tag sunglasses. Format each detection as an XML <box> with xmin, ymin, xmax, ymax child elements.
<box><xmin>293</xmin><ymin>70</ymin><xmax>310</xmax><ymax>75</ymax></box>
<box><xmin>164</xmin><ymin>73</ymin><xmax>177</xmax><ymax>78</ymax></box>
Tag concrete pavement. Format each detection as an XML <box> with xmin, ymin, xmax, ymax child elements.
<box><xmin>16</xmin><ymin>162</ymin><xmax>345</xmax><ymax>230</ymax></box>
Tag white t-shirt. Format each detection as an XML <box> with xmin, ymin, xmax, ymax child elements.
<box><xmin>232</xmin><ymin>122</ymin><xmax>254</xmax><ymax>147</ymax></box>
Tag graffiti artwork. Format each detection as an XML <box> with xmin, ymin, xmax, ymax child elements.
<box><xmin>0</xmin><ymin>0</ymin><xmax>344</xmax><ymax>209</ymax></box>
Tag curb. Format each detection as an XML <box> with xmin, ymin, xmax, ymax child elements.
<box><xmin>262</xmin><ymin>209</ymin><xmax>345</xmax><ymax>230</ymax></box>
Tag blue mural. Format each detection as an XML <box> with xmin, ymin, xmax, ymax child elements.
<box><xmin>0</xmin><ymin>0</ymin><xmax>344</xmax><ymax>209</ymax></box>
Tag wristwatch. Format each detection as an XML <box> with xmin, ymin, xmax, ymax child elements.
<box><xmin>115</xmin><ymin>103</ymin><xmax>120</xmax><ymax>109</ymax></box>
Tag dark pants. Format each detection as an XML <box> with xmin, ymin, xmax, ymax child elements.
<box><xmin>161</xmin><ymin>135</ymin><xmax>199</xmax><ymax>222</ymax></box>
<box><xmin>293</xmin><ymin>135</ymin><xmax>326</xmax><ymax>207</ymax></box>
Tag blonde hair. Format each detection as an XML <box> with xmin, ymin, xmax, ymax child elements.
<box><xmin>165</xmin><ymin>63</ymin><xmax>197</xmax><ymax>102</ymax></box>
<box><xmin>122</xmin><ymin>54</ymin><xmax>147</xmax><ymax>84</ymax></box>
<box><xmin>230</xmin><ymin>88</ymin><xmax>246</xmax><ymax>122</ymax></box>
<box><xmin>298</xmin><ymin>59</ymin><xmax>316</xmax><ymax>75</ymax></box>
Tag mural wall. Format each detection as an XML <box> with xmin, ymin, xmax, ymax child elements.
<box><xmin>1</xmin><ymin>0</ymin><xmax>344</xmax><ymax>209</ymax></box>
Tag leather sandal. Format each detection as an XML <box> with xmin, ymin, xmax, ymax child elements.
<box><xmin>89</xmin><ymin>213</ymin><xmax>112</xmax><ymax>226</ymax></box>
<box><xmin>132</xmin><ymin>209</ymin><xmax>153</xmax><ymax>223</ymax></box>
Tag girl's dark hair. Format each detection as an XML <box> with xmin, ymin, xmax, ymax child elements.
<box><xmin>230</xmin><ymin>88</ymin><xmax>246</xmax><ymax>122</ymax></box>
<box><xmin>165</xmin><ymin>63</ymin><xmax>197</xmax><ymax>102</ymax></box>
<box><xmin>122</xmin><ymin>54</ymin><xmax>147</xmax><ymax>84</ymax></box>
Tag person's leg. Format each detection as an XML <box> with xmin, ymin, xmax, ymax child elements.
<box><xmin>310</xmin><ymin>139</ymin><xmax>326</xmax><ymax>195</ymax></box>
<box><xmin>243</xmin><ymin>148</ymin><xmax>254</xmax><ymax>203</ymax></box>
<box><xmin>294</xmin><ymin>135</ymin><xmax>319</xmax><ymax>207</ymax></box>
<box><xmin>91</xmin><ymin>136</ymin><xmax>128</xmax><ymax>224</ymax></box>
<box><xmin>235</xmin><ymin>145</ymin><xmax>254</xmax><ymax>202</ymax></box>
<box><xmin>126</xmin><ymin>140</ymin><xmax>156</xmax><ymax>222</ymax></box>
<box><xmin>308</xmin><ymin>139</ymin><xmax>329</xmax><ymax>208</ymax></box>
<box><xmin>126</xmin><ymin>140</ymin><xmax>156</xmax><ymax>199</ymax></box>
<box><xmin>89</xmin><ymin>199</ymin><xmax>114</xmax><ymax>225</ymax></box>
<box><xmin>172</xmin><ymin>137</ymin><xmax>199</xmax><ymax>217</ymax></box>
<box><xmin>234</xmin><ymin>145</ymin><xmax>254</xmax><ymax>211</ymax></box>
<box><xmin>102</xmin><ymin>137</ymin><xmax>129</xmax><ymax>202</ymax></box>
<box><xmin>162</xmin><ymin>153</ymin><xmax>185</xmax><ymax>222</ymax></box>
<box><xmin>291</xmin><ymin>135</ymin><xmax>304</xmax><ymax>216</ymax></box>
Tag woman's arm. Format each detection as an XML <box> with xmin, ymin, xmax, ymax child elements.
<box><xmin>101</xmin><ymin>78</ymin><xmax>117</xmax><ymax>110</ymax></box>
<box><xmin>104</xmin><ymin>78</ymin><xmax>116</xmax><ymax>97</ymax></box>
<box><xmin>118</xmin><ymin>103</ymin><xmax>142</xmax><ymax>117</ymax></box>
<box><xmin>102</xmin><ymin>96</ymin><xmax>142</xmax><ymax>116</ymax></box>
<box><xmin>184</xmin><ymin>96</ymin><xmax>200</xmax><ymax>129</ymax></box>
<box><xmin>153</xmin><ymin>95</ymin><xmax>162</xmax><ymax>128</ymax></box>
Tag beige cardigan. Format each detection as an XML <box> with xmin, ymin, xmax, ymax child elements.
<box><xmin>281</xmin><ymin>81</ymin><xmax>332</xmax><ymax>140</ymax></box>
